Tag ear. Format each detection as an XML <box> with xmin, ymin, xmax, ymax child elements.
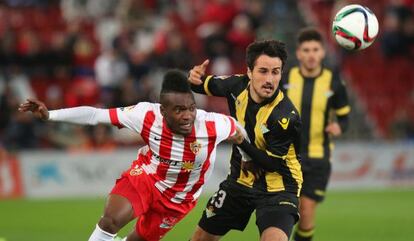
<box><xmin>247</xmin><ymin>68</ymin><xmax>252</xmax><ymax>80</ymax></box>
<box><xmin>321</xmin><ymin>47</ymin><xmax>326</xmax><ymax>59</ymax></box>
<box><xmin>160</xmin><ymin>105</ymin><xmax>166</xmax><ymax>117</ymax></box>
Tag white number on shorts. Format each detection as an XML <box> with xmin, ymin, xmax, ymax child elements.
<box><xmin>210</xmin><ymin>190</ymin><xmax>226</xmax><ymax>208</ymax></box>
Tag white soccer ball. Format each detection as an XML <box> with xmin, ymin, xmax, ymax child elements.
<box><xmin>332</xmin><ymin>4</ymin><xmax>379</xmax><ymax>50</ymax></box>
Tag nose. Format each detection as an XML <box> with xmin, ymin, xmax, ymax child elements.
<box><xmin>265</xmin><ymin>75</ymin><xmax>273</xmax><ymax>84</ymax></box>
<box><xmin>181</xmin><ymin>109</ymin><xmax>193</xmax><ymax>121</ymax></box>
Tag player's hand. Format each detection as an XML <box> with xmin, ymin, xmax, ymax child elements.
<box><xmin>227</xmin><ymin>127</ymin><xmax>244</xmax><ymax>144</ymax></box>
<box><xmin>18</xmin><ymin>98</ymin><xmax>49</xmax><ymax>120</ymax></box>
<box><xmin>325</xmin><ymin>122</ymin><xmax>342</xmax><ymax>136</ymax></box>
<box><xmin>188</xmin><ymin>59</ymin><xmax>209</xmax><ymax>85</ymax></box>
<box><xmin>241</xmin><ymin>161</ymin><xmax>263</xmax><ymax>180</ymax></box>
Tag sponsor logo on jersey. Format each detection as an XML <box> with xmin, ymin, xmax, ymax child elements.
<box><xmin>205</xmin><ymin>205</ymin><xmax>216</xmax><ymax>218</ymax></box>
<box><xmin>159</xmin><ymin>216</ymin><xmax>178</xmax><ymax>229</ymax></box>
<box><xmin>182</xmin><ymin>161</ymin><xmax>194</xmax><ymax>172</ymax></box>
<box><xmin>190</xmin><ymin>141</ymin><xmax>201</xmax><ymax>155</ymax></box>
<box><xmin>278</xmin><ymin>118</ymin><xmax>290</xmax><ymax>130</ymax></box>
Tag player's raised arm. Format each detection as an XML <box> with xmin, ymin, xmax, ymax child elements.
<box><xmin>189</xmin><ymin>60</ymin><xmax>242</xmax><ymax>97</ymax></box>
<box><xmin>188</xmin><ymin>59</ymin><xmax>209</xmax><ymax>85</ymax></box>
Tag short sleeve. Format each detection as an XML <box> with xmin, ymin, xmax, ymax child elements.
<box><xmin>109</xmin><ymin>102</ymin><xmax>155</xmax><ymax>133</ymax></box>
<box><xmin>212</xmin><ymin>113</ymin><xmax>237</xmax><ymax>143</ymax></box>
<box><xmin>331</xmin><ymin>73</ymin><xmax>351</xmax><ymax>116</ymax></box>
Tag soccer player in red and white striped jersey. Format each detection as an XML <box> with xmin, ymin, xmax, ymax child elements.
<box><xmin>19</xmin><ymin>70</ymin><xmax>245</xmax><ymax>241</ymax></box>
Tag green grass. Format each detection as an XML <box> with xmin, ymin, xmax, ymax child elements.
<box><xmin>1</xmin><ymin>189</ymin><xmax>413</xmax><ymax>241</ymax></box>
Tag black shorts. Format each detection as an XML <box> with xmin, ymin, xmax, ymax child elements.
<box><xmin>198</xmin><ymin>180</ymin><xmax>299</xmax><ymax>237</ymax></box>
<box><xmin>300</xmin><ymin>158</ymin><xmax>331</xmax><ymax>202</ymax></box>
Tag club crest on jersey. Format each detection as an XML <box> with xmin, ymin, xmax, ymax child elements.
<box><xmin>182</xmin><ymin>161</ymin><xmax>194</xmax><ymax>172</ymax></box>
<box><xmin>325</xmin><ymin>90</ymin><xmax>334</xmax><ymax>98</ymax></box>
<box><xmin>190</xmin><ymin>141</ymin><xmax>202</xmax><ymax>155</ymax></box>
<box><xmin>260</xmin><ymin>124</ymin><xmax>270</xmax><ymax>134</ymax></box>
<box><xmin>129</xmin><ymin>165</ymin><xmax>143</xmax><ymax>176</ymax></box>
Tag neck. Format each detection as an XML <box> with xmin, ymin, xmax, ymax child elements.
<box><xmin>300</xmin><ymin>65</ymin><xmax>322</xmax><ymax>78</ymax></box>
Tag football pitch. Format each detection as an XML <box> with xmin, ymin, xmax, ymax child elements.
<box><xmin>1</xmin><ymin>189</ymin><xmax>413</xmax><ymax>241</ymax></box>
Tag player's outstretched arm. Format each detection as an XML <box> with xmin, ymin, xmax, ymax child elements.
<box><xmin>18</xmin><ymin>98</ymin><xmax>49</xmax><ymax>120</ymax></box>
<box><xmin>19</xmin><ymin>98</ymin><xmax>111</xmax><ymax>125</ymax></box>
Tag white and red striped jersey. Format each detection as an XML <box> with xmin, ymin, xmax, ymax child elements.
<box><xmin>109</xmin><ymin>102</ymin><xmax>236</xmax><ymax>203</ymax></box>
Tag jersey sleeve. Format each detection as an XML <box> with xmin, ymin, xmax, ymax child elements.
<box><xmin>332</xmin><ymin>73</ymin><xmax>351</xmax><ymax>117</ymax></box>
<box><xmin>190</xmin><ymin>75</ymin><xmax>241</xmax><ymax>97</ymax></box>
<box><xmin>266</xmin><ymin>109</ymin><xmax>302</xmax><ymax>159</ymax></box>
<box><xmin>108</xmin><ymin>102</ymin><xmax>154</xmax><ymax>133</ymax></box>
<box><xmin>212</xmin><ymin>113</ymin><xmax>237</xmax><ymax>143</ymax></box>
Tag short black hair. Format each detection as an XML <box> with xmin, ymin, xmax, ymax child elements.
<box><xmin>297</xmin><ymin>27</ymin><xmax>323</xmax><ymax>45</ymax></box>
<box><xmin>160</xmin><ymin>69</ymin><xmax>192</xmax><ymax>95</ymax></box>
<box><xmin>246</xmin><ymin>40</ymin><xmax>287</xmax><ymax>71</ymax></box>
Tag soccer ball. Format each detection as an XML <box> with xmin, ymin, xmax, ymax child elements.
<box><xmin>332</xmin><ymin>4</ymin><xmax>379</xmax><ymax>50</ymax></box>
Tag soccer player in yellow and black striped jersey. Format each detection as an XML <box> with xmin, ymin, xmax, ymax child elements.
<box><xmin>188</xmin><ymin>40</ymin><xmax>303</xmax><ymax>241</ymax></box>
<box><xmin>281</xmin><ymin>28</ymin><xmax>350</xmax><ymax>241</ymax></box>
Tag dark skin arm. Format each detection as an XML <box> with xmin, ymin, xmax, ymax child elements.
<box><xmin>18</xmin><ymin>98</ymin><xmax>49</xmax><ymax>120</ymax></box>
<box><xmin>188</xmin><ymin>59</ymin><xmax>210</xmax><ymax>85</ymax></box>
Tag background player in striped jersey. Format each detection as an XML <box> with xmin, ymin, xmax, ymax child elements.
<box><xmin>18</xmin><ymin>70</ymin><xmax>245</xmax><ymax>241</ymax></box>
<box><xmin>281</xmin><ymin>28</ymin><xmax>351</xmax><ymax>241</ymax></box>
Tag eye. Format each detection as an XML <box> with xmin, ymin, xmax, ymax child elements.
<box><xmin>259</xmin><ymin>69</ymin><xmax>267</xmax><ymax>74</ymax></box>
<box><xmin>272</xmin><ymin>70</ymin><xmax>280</xmax><ymax>75</ymax></box>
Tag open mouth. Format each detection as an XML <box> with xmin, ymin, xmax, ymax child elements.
<box><xmin>262</xmin><ymin>85</ymin><xmax>274</xmax><ymax>92</ymax></box>
<box><xmin>180</xmin><ymin>123</ymin><xmax>193</xmax><ymax>131</ymax></box>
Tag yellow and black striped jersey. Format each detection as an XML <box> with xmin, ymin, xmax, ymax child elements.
<box><xmin>191</xmin><ymin>74</ymin><xmax>303</xmax><ymax>196</ymax></box>
<box><xmin>281</xmin><ymin>67</ymin><xmax>350</xmax><ymax>160</ymax></box>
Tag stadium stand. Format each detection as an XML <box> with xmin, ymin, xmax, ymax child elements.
<box><xmin>0</xmin><ymin>0</ymin><xmax>413</xmax><ymax>151</ymax></box>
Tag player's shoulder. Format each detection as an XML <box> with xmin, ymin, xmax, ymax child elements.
<box><xmin>281</xmin><ymin>66</ymin><xmax>300</xmax><ymax>88</ymax></box>
<box><xmin>196</xmin><ymin>109</ymin><xmax>231</xmax><ymax>124</ymax></box>
<box><xmin>278</xmin><ymin>91</ymin><xmax>300</xmax><ymax>121</ymax></box>
<box><xmin>214</xmin><ymin>74</ymin><xmax>249</xmax><ymax>86</ymax></box>
<box><xmin>284</xmin><ymin>66</ymin><xmax>300</xmax><ymax>77</ymax></box>
<box><xmin>120</xmin><ymin>102</ymin><xmax>161</xmax><ymax>114</ymax></box>
<box><xmin>322</xmin><ymin>66</ymin><xmax>340</xmax><ymax>81</ymax></box>
<box><xmin>323</xmin><ymin>66</ymin><xmax>345</xmax><ymax>89</ymax></box>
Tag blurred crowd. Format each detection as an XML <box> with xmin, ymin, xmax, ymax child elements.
<box><xmin>381</xmin><ymin>0</ymin><xmax>414</xmax><ymax>59</ymax></box>
<box><xmin>0</xmin><ymin>0</ymin><xmax>413</xmax><ymax>152</ymax></box>
<box><xmin>0</xmin><ymin>0</ymin><xmax>272</xmax><ymax>151</ymax></box>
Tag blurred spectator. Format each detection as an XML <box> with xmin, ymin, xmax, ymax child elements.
<box><xmin>157</xmin><ymin>30</ymin><xmax>193</xmax><ymax>69</ymax></box>
<box><xmin>226</xmin><ymin>13</ymin><xmax>255</xmax><ymax>66</ymax></box>
<box><xmin>390</xmin><ymin>109</ymin><xmax>414</xmax><ymax>140</ymax></box>
<box><xmin>0</xmin><ymin>66</ymin><xmax>37</xmax><ymax>144</ymax></box>
<box><xmin>94</xmin><ymin>39</ymin><xmax>129</xmax><ymax>106</ymax></box>
<box><xmin>381</xmin><ymin>2</ymin><xmax>414</xmax><ymax>58</ymax></box>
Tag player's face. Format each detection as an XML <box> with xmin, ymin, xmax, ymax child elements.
<box><xmin>248</xmin><ymin>54</ymin><xmax>282</xmax><ymax>103</ymax></box>
<box><xmin>296</xmin><ymin>40</ymin><xmax>325</xmax><ymax>71</ymax></box>
<box><xmin>161</xmin><ymin>93</ymin><xmax>196</xmax><ymax>136</ymax></box>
